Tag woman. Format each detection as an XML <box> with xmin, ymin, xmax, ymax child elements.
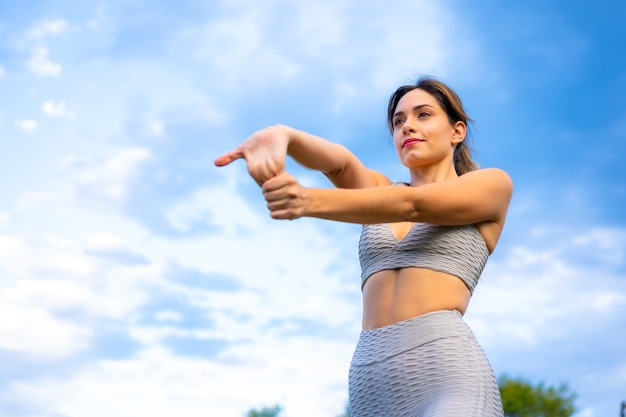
<box><xmin>215</xmin><ymin>77</ymin><xmax>512</xmax><ymax>416</ymax></box>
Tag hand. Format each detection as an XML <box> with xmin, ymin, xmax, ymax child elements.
<box><xmin>262</xmin><ymin>172</ymin><xmax>307</xmax><ymax>220</ymax></box>
<box><xmin>214</xmin><ymin>125</ymin><xmax>289</xmax><ymax>186</ymax></box>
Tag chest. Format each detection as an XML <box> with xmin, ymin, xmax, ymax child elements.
<box><xmin>387</xmin><ymin>221</ymin><xmax>416</xmax><ymax>241</ymax></box>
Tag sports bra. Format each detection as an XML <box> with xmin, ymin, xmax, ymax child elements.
<box><xmin>358</xmin><ymin>219</ymin><xmax>489</xmax><ymax>294</ymax></box>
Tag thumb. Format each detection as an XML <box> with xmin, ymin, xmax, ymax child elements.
<box><xmin>214</xmin><ymin>148</ymin><xmax>244</xmax><ymax>167</ymax></box>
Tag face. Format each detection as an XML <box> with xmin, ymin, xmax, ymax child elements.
<box><xmin>391</xmin><ymin>88</ymin><xmax>465</xmax><ymax>170</ymax></box>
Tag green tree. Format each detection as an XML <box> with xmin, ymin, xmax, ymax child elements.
<box><xmin>499</xmin><ymin>375</ymin><xmax>576</xmax><ymax>417</ymax></box>
<box><xmin>245</xmin><ymin>404</ymin><xmax>283</xmax><ymax>417</ymax></box>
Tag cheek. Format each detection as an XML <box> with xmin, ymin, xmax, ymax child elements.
<box><xmin>392</xmin><ymin>132</ymin><xmax>403</xmax><ymax>148</ymax></box>
<box><xmin>393</xmin><ymin>136</ymin><xmax>405</xmax><ymax>157</ymax></box>
<box><xmin>443</xmin><ymin>123</ymin><xmax>458</xmax><ymax>138</ymax></box>
<box><xmin>432</xmin><ymin>126</ymin><xmax>453</xmax><ymax>144</ymax></box>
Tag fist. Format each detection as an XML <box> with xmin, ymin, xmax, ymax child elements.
<box><xmin>261</xmin><ymin>172</ymin><xmax>307</xmax><ymax>220</ymax></box>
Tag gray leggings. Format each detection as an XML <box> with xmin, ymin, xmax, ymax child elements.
<box><xmin>349</xmin><ymin>310</ymin><xmax>503</xmax><ymax>417</ymax></box>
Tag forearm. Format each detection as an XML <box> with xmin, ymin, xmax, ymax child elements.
<box><xmin>279</xmin><ymin>125</ymin><xmax>379</xmax><ymax>188</ymax></box>
<box><xmin>281</xmin><ymin>125</ymin><xmax>355</xmax><ymax>175</ymax></box>
<box><xmin>302</xmin><ymin>186</ymin><xmax>419</xmax><ymax>224</ymax></box>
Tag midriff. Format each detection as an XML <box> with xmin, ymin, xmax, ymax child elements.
<box><xmin>361</xmin><ymin>267</ymin><xmax>471</xmax><ymax>330</ymax></box>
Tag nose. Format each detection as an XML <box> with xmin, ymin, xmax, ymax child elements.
<box><xmin>402</xmin><ymin>118</ymin><xmax>417</xmax><ymax>135</ymax></box>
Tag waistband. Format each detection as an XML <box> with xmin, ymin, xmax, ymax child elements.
<box><xmin>351</xmin><ymin>310</ymin><xmax>471</xmax><ymax>366</ymax></box>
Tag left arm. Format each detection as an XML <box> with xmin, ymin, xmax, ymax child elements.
<box><xmin>262</xmin><ymin>168</ymin><xmax>513</xmax><ymax>226</ymax></box>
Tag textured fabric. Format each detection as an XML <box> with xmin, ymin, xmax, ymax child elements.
<box><xmin>349</xmin><ymin>310</ymin><xmax>503</xmax><ymax>417</ymax></box>
<box><xmin>358</xmin><ymin>221</ymin><xmax>489</xmax><ymax>293</ymax></box>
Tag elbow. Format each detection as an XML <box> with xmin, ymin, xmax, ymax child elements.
<box><xmin>406</xmin><ymin>202</ymin><xmax>421</xmax><ymax>222</ymax></box>
<box><xmin>324</xmin><ymin>165</ymin><xmax>345</xmax><ymax>181</ymax></box>
<box><xmin>398</xmin><ymin>187</ymin><xmax>423</xmax><ymax>222</ymax></box>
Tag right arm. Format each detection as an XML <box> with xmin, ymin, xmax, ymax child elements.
<box><xmin>214</xmin><ymin>125</ymin><xmax>388</xmax><ymax>189</ymax></box>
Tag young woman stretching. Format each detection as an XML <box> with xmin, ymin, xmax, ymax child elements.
<box><xmin>215</xmin><ymin>77</ymin><xmax>513</xmax><ymax>416</ymax></box>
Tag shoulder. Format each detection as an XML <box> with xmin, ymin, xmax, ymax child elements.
<box><xmin>460</xmin><ymin>168</ymin><xmax>513</xmax><ymax>193</ymax></box>
<box><xmin>370</xmin><ymin>169</ymin><xmax>394</xmax><ymax>187</ymax></box>
<box><xmin>462</xmin><ymin>167</ymin><xmax>511</xmax><ymax>180</ymax></box>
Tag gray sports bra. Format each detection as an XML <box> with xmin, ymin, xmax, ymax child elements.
<box><xmin>358</xmin><ymin>220</ymin><xmax>489</xmax><ymax>294</ymax></box>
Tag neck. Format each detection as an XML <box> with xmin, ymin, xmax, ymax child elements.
<box><xmin>409</xmin><ymin>163</ymin><xmax>458</xmax><ymax>186</ymax></box>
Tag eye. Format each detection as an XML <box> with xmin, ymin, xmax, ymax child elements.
<box><xmin>418</xmin><ymin>111</ymin><xmax>431</xmax><ymax>118</ymax></box>
<box><xmin>393</xmin><ymin>118</ymin><xmax>405</xmax><ymax>128</ymax></box>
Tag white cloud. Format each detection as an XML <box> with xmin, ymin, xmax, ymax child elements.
<box><xmin>154</xmin><ymin>310</ymin><xmax>183</xmax><ymax>323</ymax></box>
<box><xmin>62</xmin><ymin>147</ymin><xmax>152</xmax><ymax>202</ymax></box>
<box><xmin>84</xmin><ymin>233</ymin><xmax>125</xmax><ymax>251</ymax></box>
<box><xmin>0</xmin><ymin>212</ymin><xmax>9</xmax><ymax>227</ymax></box>
<box><xmin>16</xmin><ymin>191</ymin><xmax>59</xmax><ymax>211</ymax></box>
<box><xmin>165</xmin><ymin>186</ymin><xmax>265</xmax><ymax>234</ymax></box>
<box><xmin>27</xmin><ymin>19</ymin><xmax>69</xmax><ymax>39</ymax></box>
<box><xmin>590</xmin><ymin>291</ymin><xmax>624</xmax><ymax>311</ymax></box>
<box><xmin>0</xmin><ymin>302</ymin><xmax>91</xmax><ymax>358</ymax></box>
<box><xmin>571</xmin><ymin>227</ymin><xmax>625</xmax><ymax>266</ymax></box>
<box><xmin>177</xmin><ymin>0</ymin><xmax>463</xmax><ymax>101</ymax></box>
<box><xmin>0</xmin><ymin>227</ymin><xmax>163</xmax><ymax>359</ymax></box>
<box><xmin>0</xmin><ymin>232</ymin><xmax>95</xmax><ymax>279</ymax></box>
<box><xmin>0</xmin><ymin>234</ymin><xmax>98</xmax><ymax>361</ymax></box>
<box><xmin>128</xmin><ymin>115</ymin><xmax>166</xmax><ymax>138</ymax></box>
<box><xmin>28</xmin><ymin>46</ymin><xmax>62</xmax><ymax>76</ymax></box>
<box><xmin>2</xmin><ymin>342</ymin><xmax>352</xmax><ymax>417</ymax></box>
<box><xmin>178</xmin><ymin>13</ymin><xmax>299</xmax><ymax>89</ymax></box>
<box><xmin>42</xmin><ymin>100</ymin><xmax>75</xmax><ymax>119</ymax></box>
<box><xmin>144</xmin><ymin>120</ymin><xmax>164</xmax><ymax>137</ymax></box>
<box><xmin>0</xmin><ymin>235</ymin><xmax>28</xmax><ymax>274</ymax></box>
<box><xmin>136</xmin><ymin>222</ymin><xmax>362</xmax><ymax>333</ymax></box>
<box><xmin>0</xmin><ymin>65</ymin><xmax>5</xmax><ymax>77</ymax></box>
<box><xmin>466</xmin><ymin>226</ymin><xmax>626</xmax><ymax>349</ymax></box>
<box><xmin>3</xmin><ymin>279</ymin><xmax>93</xmax><ymax>314</ymax></box>
<box><xmin>16</xmin><ymin>119</ymin><xmax>38</xmax><ymax>131</ymax></box>
<box><xmin>0</xmin><ymin>184</ymin><xmax>358</xmax><ymax>410</ymax></box>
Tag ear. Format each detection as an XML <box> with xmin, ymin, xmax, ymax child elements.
<box><xmin>451</xmin><ymin>121</ymin><xmax>466</xmax><ymax>145</ymax></box>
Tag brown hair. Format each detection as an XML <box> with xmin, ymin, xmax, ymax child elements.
<box><xmin>386</xmin><ymin>76</ymin><xmax>479</xmax><ymax>175</ymax></box>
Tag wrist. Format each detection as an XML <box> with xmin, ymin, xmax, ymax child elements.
<box><xmin>269</xmin><ymin>124</ymin><xmax>293</xmax><ymax>151</ymax></box>
<box><xmin>300</xmin><ymin>186</ymin><xmax>314</xmax><ymax>218</ymax></box>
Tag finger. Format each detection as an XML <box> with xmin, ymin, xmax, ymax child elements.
<box><xmin>261</xmin><ymin>172</ymin><xmax>292</xmax><ymax>192</ymax></box>
<box><xmin>268</xmin><ymin>206</ymin><xmax>301</xmax><ymax>220</ymax></box>
<box><xmin>269</xmin><ymin>209</ymin><xmax>292</xmax><ymax>220</ymax></box>
<box><xmin>266</xmin><ymin>198</ymin><xmax>287</xmax><ymax>213</ymax></box>
<box><xmin>214</xmin><ymin>148</ymin><xmax>244</xmax><ymax>167</ymax></box>
<box><xmin>250</xmin><ymin>159</ymin><xmax>283</xmax><ymax>186</ymax></box>
<box><xmin>261</xmin><ymin>176</ymin><xmax>280</xmax><ymax>193</ymax></box>
<box><xmin>261</xmin><ymin>178</ymin><xmax>286</xmax><ymax>193</ymax></box>
<box><xmin>249</xmin><ymin>164</ymin><xmax>275</xmax><ymax>186</ymax></box>
<box><xmin>266</xmin><ymin>158</ymin><xmax>282</xmax><ymax>178</ymax></box>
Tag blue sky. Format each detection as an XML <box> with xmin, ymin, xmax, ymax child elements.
<box><xmin>0</xmin><ymin>1</ymin><xmax>625</xmax><ymax>416</ymax></box>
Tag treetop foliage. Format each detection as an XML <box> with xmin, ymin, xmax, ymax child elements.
<box><xmin>499</xmin><ymin>375</ymin><xmax>577</xmax><ymax>417</ymax></box>
<box><xmin>245</xmin><ymin>404</ymin><xmax>283</xmax><ymax>417</ymax></box>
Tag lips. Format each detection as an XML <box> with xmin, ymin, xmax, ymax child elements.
<box><xmin>402</xmin><ymin>138</ymin><xmax>424</xmax><ymax>148</ymax></box>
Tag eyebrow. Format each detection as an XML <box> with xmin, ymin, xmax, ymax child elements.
<box><xmin>393</xmin><ymin>104</ymin><xmax>435</xmax><ymax>119</ymax></box>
